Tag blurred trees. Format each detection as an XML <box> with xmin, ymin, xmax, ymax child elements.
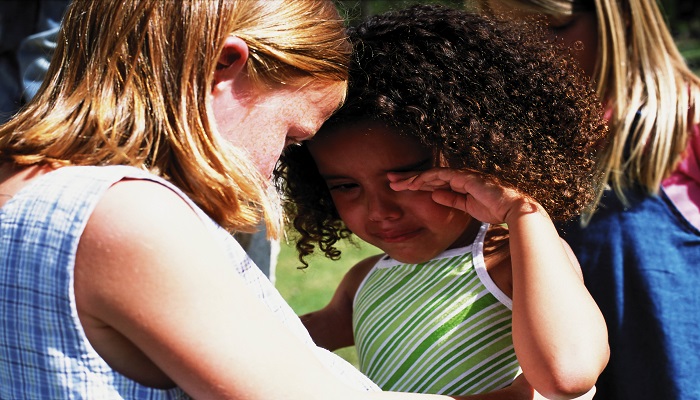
<box><xmin>663</xmin><ymin>0</ymin><xmax>700</xmax><ymax>70</ymax></box>
<box><xmin>336</xmin><ymin>0</ymin><xmax>700</xmax><ymax>70</ymax></box>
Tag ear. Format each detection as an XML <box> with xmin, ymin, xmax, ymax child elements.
<box><xmin>213</xmin><ymin>36</ymin><xmax>249</xmax><ymax>87</ymax></box>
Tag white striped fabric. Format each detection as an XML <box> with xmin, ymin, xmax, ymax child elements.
<box><xmin>352</xmin><ymin>223</ymin><xmax>520</xmax><ymax>395</ymax></box>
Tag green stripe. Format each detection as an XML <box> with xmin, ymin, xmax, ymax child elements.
<box><xmin>353</xmin><ymin>247</ymin><xmax>520</xmax><ymax>395</ymax></box>
<box><xmin>400</xmin><ymin>308</ymin><xmax>513</xmax><ymax>391</ymax></box>
<box><xmin>385</xmin><ymin>295</ymin><xmax>510</xmax><ymax>390</ymax></box>
<box><xmin>355</xmin><ymin>256</ymin><xmax>469</xmax><ymax>371</ymax></box>
<box><xmin>355</xmin><ymin>255</ymin><xmax>477</xmax><ymax>378</ymax></box>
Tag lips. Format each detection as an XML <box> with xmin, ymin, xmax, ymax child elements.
<box><xmin>371</xmin><ymin>228</ymin><xmax>423</xmax><ymax>243</ymax></box>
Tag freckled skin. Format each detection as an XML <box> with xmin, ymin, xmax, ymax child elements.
<box><xmin>212</xmin><ymin>79</ymin><xmax>346</xmax><ymax>178</ymax></box>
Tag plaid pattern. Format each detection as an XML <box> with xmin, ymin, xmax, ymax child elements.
<box><xmin>0</xmin><ymin>165</ymin><xmax>377</xmax><ymax>399</ymax></box>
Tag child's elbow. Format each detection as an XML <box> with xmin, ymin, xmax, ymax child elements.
<box><xmin>536</xmin><ymin>374</ymin><xmax>597</xmax><ymax>400</ymax></box>
<box><xmin>532</xmin><ymin>345</ymin><xmax>610</xmax><ymax>399</ymax></box>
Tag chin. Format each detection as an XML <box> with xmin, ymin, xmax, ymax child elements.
<box><xmin>386</xmin><ymin>251</ymin><xmax>433</xmax><ymax>265</ymax></box>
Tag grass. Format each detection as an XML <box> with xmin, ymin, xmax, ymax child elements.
<box><xmin>275</xmin><ymin>234</ymin><xmax>381</xmax><ymax>367</ymax></box>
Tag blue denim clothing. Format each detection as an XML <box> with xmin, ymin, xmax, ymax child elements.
<box><xmin>0</xmin><ymin>0</ymin><xmax>69</xmax><ymax>123</ymax></box>
<box><xmin>557</xmin><ymin>187</ymin><xmax>700</xmax><ymax>400</ymax></box>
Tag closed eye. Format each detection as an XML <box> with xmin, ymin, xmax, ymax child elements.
<box><xmin>328</xmin><ymin>182</ymin><xmax>358</xmax><ymax>192</ymax></box>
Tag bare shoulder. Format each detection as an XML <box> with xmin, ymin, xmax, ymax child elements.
<box><xmin>340</xmin><ymin>253</ymin><xmax>385</xmax><ymax>295</ymax></box>
<box><xmin>349</xmin><ymin>253</ymin><xmax>384</xmax><ymax>277</ymax></box>
<box><xmin>75</xmin><ymin>178</ymin><xmax>226</xmax><ymax>309</ymax></box>
<box><xmin>72</xmin><ymin>179</ymin><xmax>329</xmax><ymax>397</ymax></box>
<box><xmin>80</xmin><ymin>178</ymin><xmax>200</xmax><ymax>241</ymax></box>
<box><xmin>74</xmin><ymin>178</ymin><xmax>229</xmax><ymax>311</ymax></box>
<box><xmin>74</xmin><ymin>178</ymin><xmax>238</xmax><ymax>388</ymax></box>
<box><xmin>76</xmin><ymin>179</ymin><xmax>214</xmax><ymax>286</ymax></box>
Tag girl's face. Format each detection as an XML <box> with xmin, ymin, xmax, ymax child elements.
<box><xmin>306</xmin><ymin>121</ymin><xmax>475</xmax><ymax>264</ymax></box>
<box><xmin>486</xmin><ymin>0</ymin><xmax>599</xmax><ymax>79</ymax></box>
<box><xmin>212</xmin><ymin>78</ymin><xmax>346</xmax><ymax>179</ymax></box>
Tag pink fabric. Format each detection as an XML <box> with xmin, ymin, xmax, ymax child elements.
<box><xmin>662</xmin><ymin>124</ymin><xmax>700</xmax><ymax>230</ymax></box>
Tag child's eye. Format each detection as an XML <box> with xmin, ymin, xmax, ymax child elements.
<box><xmin>328</xmin><ymin>182</ymin><xmax>358</xmax><ymax>192</ymax></box>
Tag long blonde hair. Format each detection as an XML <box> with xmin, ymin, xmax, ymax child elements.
<box><xmin>0</xmin><ymin>0</ymin><xmax>351</xmax><ymax>237</ymax></box>
<box><xmin>479</xmin><ymin>0</ymin><xmax>700</xmax><ymax>214</ymax></box>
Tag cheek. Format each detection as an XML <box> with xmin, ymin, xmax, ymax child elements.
<box><xmin>417</xmin><ymin>193</ymin><xmax>468</xmax><ymax>224</ymax></box>
<box><xmin>216</xmin><ymin>112</ymin><xmax>286</xmax><ymax>178</ymax></box>
<box><xmin>559</xmin><ymin>16</ymin><xmax>599</xmax><ymax>78</ymax></box>
<box><xmin>254</xmin><ymin>142</ymin><xmax>285</xmax><ymax>178</ymax></box>
<box><xmin>331</xmin><ymin>196</ymin><xmax>365</xmax><ymax>231</ymax></box>
<box><xmin>411</xmin><ymin>191</ymin><xmax>442</xmax><ymax>211</ymax></box>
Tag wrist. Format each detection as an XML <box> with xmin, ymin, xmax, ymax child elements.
<box><xmin>503</xmin><ymin>197</ymin><xmax>546</xmax><ymax>226</ymax></box>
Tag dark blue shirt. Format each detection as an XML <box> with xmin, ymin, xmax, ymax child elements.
<box><xmin>557</xmin><ymin>187</ymin><xmax>700</xmax><ymax>400</ymax></box>
<box><xmin>0</xmin><ymin>1</ymin><xmax>69</xmax><ymax>122</ymax></box>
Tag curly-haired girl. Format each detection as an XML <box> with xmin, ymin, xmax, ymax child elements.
<box><xmin>277</xmin><ymin>4</ymin><xmax>609</xmax><ymax>399</ymax></box>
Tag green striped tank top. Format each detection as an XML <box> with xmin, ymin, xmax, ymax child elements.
<box><xmin>352</xmin><ymin>222</ymin><xmax>520</xmax><ymax>395</ymax></box>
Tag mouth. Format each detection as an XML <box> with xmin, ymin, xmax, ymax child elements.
<box><xmin>373</xmin><ymin>228</ymin><xmax>423</xmax><ymax>243</ymax></box>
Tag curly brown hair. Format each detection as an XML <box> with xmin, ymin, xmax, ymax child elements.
<box><xmin>275</xmin><ymin>4</ymin><xmax>607</xmax><ymax>266</ymax></box>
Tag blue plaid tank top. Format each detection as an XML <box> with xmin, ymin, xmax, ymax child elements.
<box><xmin>0</xmin><ymin>165</ymin><xmax>378</xmax><ymax>399</ymax></box>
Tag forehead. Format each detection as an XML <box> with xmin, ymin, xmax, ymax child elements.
<box><xmin>289</xmin><ymin>80</ymin><xmax>346</xmax><ymax>117</ymax></box>
<box><xmin>309</xmin><ymin>120</ymin><xmax>431</xmax><ymax>165</ymax></box>
<box><xmin>312</xmin><ymin>120</ymin><xmax>403</xmax><ymax>145</ymax></box>
<box><xmin>300</xmin><ymin>79</ymin><xmax>346</xmax><ymax>102</ymax></box>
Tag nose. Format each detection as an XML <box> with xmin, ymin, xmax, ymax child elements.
<box><xmin>366</xmin><ymin>188</ymin><xmax>402</xmax><ymax>222</ymax></box>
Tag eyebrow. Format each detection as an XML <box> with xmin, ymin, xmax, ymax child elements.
<box><xmin>319</xmin><ymin>157</ymin><xmax>433</xmax><ymax>181</ymax></box>
<box><xmin>389</xmin><ymin>158</ymin><xmax>433</xmax><ymax>173</ymax></box>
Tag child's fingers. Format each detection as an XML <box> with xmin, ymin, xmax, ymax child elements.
<box><xmin>431</xmin><ymin>189</ymin><xmax>469</xmax><ymax>212</ymax></box>
<box><xmin>388</xmin><ymin>168</ymin><xmax>477</xmax><ymax>192</ymax></box>
<box><xmin>386</xmin><ymin>171</ymin><xmax>418</xmax><ymax>183</ymax></box>
<box><xmin>388</xmin><ymin>174</ymin><xmax>448</xmax><ymax>192</ymax></box>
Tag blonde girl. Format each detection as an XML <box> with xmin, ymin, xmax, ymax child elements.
<box><xmin>479</xmin><ymin>0</ymin><xmax>700</xmax><ymax>399</ymax></box>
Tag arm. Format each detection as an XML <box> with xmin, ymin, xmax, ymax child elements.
<box><xmin>506</xmin><ymin>200</ymin><xmax>608</xmax><ymax>400</ymax></box>
<box><xmin>388</xmin><ymin>169</ymin><xmax>609</xmax><ymax>400</ymax></box>
<box><xmin>301</xmin><ymin>255</ymin><xmax>381</xmax><ymax>351</ymax></box>
<box><xmin>75</xmin><ymin>179</ymin><xmax>364</xmax><ymax>399</ymax></box>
